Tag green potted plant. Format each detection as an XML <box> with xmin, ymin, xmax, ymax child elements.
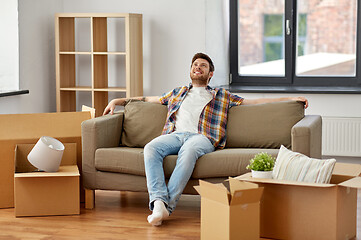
<box><xmin>246</xmin><ymin>152</ymin><xmax>275</xmax><ymax>179</ymax></box>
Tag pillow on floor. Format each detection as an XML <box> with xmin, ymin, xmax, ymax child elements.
<box><xmin>272</xmin><ymin>145</ymin><xmax>336</xmax><ymax>184</ymax></box>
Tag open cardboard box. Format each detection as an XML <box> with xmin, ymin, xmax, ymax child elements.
<box><xmin>236</xmin><ymin>162</ymin><xmax>361</xmax><ymax>240</ymax></box>
<box><xmin>14</xmin><ymin>143</ymin><xmax>80</xmax><ymax>217</ymax></box>
<box><xmin>194</xmin><ymin>178</ymin><xmax>264</xmax><ymax>240</ymax></box>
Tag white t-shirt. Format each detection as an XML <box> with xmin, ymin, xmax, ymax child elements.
<box><xmin>175</xmin><ymin>87</ymin><xmax>212</xmax><ymax>133</ymax></box>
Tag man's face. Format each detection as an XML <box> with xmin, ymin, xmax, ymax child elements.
<box><xmin>190</xmin><ymin>58</ymin><xmax>213</xmax><ymax>83</ymax></box>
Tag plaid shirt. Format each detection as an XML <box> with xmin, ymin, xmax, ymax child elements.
<box><xmin>160</xmin><ymin>84</ymin><xmax>243</xmax><ymax>149</ymax></box>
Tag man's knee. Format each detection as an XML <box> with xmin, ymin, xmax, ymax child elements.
<box><xmin>181</xmin><ymin>137</ymin><xmax>214</xmax><ymax>156</ymax></box>
<box><xmin>144</xmin><ymin>139</ymin><xmax>168</xmax><ymax>162</ymax></box>
<box><xmin>144</xmin><ymin>143</ymin><xmax>158</xmax><ymax>159</ymax></box>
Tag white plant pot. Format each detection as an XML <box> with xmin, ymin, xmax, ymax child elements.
<box><xmin>251</xmin><ymin>170</ymin><xmax>273</xmax><ymax>179</ymax></box>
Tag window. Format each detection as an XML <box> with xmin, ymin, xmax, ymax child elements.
<box><xmin>230</xmin><ymin>0</ymin><xmax>361</xmax><ymax>90</ymax></box>
<box><xmin>0</xmin><ymin>0</ymin><xmax>19</xmax><ymax>91</ymax></box>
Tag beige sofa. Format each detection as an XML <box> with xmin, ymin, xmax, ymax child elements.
<box><xmin>81</xmin><ymin>100</ymin><xmax>322</xmax><ymax>209</ymax></box>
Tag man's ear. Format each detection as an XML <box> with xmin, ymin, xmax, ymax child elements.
<box><xmin>209</xmin><ymin>71</ymin><xmax>214</xmax><ymax>80</ymax></box>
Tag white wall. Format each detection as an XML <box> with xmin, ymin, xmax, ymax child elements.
<box><xmin>1</xmin><ymin>0</ymin><xmax>361</xmax><ymax>120</ymax></box>
<box><xmin>0</xmin><ymin>0</ymin><xmax>207</xmax><ymax>113</ymax></box>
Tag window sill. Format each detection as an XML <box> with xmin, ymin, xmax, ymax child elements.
<box><xmin>221</xmin><ymin>85</ymin><xmax>361</xmax><ymax>94</ymax></box>
<box><xmin>0</xmin><ymin>90</ymin><xmax>29</xmax><ymax>97</ymax></box>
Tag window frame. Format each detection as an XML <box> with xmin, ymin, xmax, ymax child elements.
<box><xmin>229</xmin><ymin>0</ymin><xmax>361</xmax><ymax>91</ymax></box>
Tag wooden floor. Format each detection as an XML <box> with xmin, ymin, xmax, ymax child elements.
<box><xmin>0</xmin><ymin>190</ymin><xmax>360</xmax><ymax>240</ymax></box>
<box><xmin>0</xmin><ymin>191</ymin><xmax>201</xmax><ymax>240</ymax></box>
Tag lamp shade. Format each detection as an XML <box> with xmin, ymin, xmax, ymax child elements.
<box><xmin>27</xmin><ymin>136</ymin><xmax>65</xmax><ymax>172</ymax></box>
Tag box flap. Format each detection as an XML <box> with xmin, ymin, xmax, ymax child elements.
<box><xmin>82</xmin><ymin>105</ymin><xmax>96</xmax><ymax>119</ymax></box>
<box><xmin>230</xmin><ymin>187</ymin><xmax>264</xmax><ymax>206</ymax></box>
<box><xmin>339</xmin><ymin>176</ymin><xmax>361</xmax><ymax>189</ymax></box>
<box><xmin>14</xmin><ymin>145</ymin><xmax>37</xmax><ymax>173</ymax></box>
<box><xmin>14</xmin><ymin>165</ymin><xmax>79</xmax><ymax>178</ymax></box>
<box><xmin>193</xmin><ymin>185</ymin><xmax>201</xmax><ymax>195</ymax></box>
<box><xmin>198</xmin><ymin>180</ymin><xmax>230</xmax><ymax>205</ymax></box>
<box><xmin>333</xmin><ymin>162</ymin><xmax>361</xmax><ymax>177</ymax></box>
<box><xmin>236</xmin><ymin>173</ymin><xmax>336</xmax><ymax>188</ymax></box>
<box><xmin>229</xmin><ymin>177</ymin><xmax>258</xmax><ymax>195</ymax></box>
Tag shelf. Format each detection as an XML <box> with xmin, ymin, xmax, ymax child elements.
<box><xmin>94</xmin><ymin>87</ymin><xmax>126</xmax><ymax>92</ymax></box>
<box><xmin>93</xmin><ymin>52</ymin><xmax>126</xmax><ymax>55</ymax></box>
<box><xmin>0</xmin><ymin>90</ymin><xmax>29</xmax><ymax>98</ymax></box>
<box><xmin>59</xmin><ymin>87</ymin><xmax>127</xmax><ymax>92</ymax></box>
<box><xmin>55</xmin><ymin>13</ymin><xmax>143</xmax><ymax>117</ymax></box>
<box><xmin>55</xmin><ymin>13</ymin><xmax>141</xmax><ymax>18</ymax></box>
<box><xmin>59</xmin><ymin>52</ymin><xmax>126</xmax><ymax>55</ymax></box>
<box><xmin>60</xmin><ymin>52</ymin><xmax>92</xmax><ymax>55</ymax></box>
<box><xmin>60</xmin><ymin>87</ymin><xmax>92</xmax><ymax>91</ymax></box>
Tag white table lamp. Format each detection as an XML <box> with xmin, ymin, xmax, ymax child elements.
<box><xmin>27</xmin><ymin>136</ymin><xmax>65</xmax><ymax>172</ymax></box>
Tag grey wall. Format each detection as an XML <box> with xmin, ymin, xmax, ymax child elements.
<box><xmin>1</xmin><ymin>0</ymin><xmax>360</xmax><ymax>119</ymax></box>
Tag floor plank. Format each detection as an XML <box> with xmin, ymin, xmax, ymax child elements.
<box><xmin>0</xmin><ymin>190</ymin><xmax>360</xmax><ymax>239</ymax></box>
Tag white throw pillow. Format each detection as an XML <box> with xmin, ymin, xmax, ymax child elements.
<box><xmin>272</xmin><ymin>145</ymin><xmax>336</xmax><ymax>184</ymax></box>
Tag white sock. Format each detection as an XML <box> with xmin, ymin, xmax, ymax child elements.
<box><xmin>147</xmin><ymin>200</ymin><xmax>169</xmax><ymax>226</ymax></box>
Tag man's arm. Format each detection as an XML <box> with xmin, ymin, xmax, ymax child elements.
<box><xmin>242</xmin><ymin>96</ymin><xmax>308</xmax><ymax>108</ymax></box>
<box><xmin>103</xmin><ymin>96</ymin><xmax>161</xmax><ymax>115</ymax></box>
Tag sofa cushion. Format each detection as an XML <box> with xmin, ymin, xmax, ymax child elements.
<box><xmin>95</xmin><ymin>147</ymin><xmax>146</xmax><ymax>176</ymax></box>
<box><xmin>95</xmin><ymin>147</ymin><xmax>279</xmax><ymax>179</ymax></box>
<box><xmin>226</xmin><ymin>101</ymin><xmax>304</xmax><ymax>149</ymax></box>
<box><xmin>121</xmin><ymin>101</ymin><xmax>167</xmax><ymax>147</ymax></box>
<box><xmin>191</xmin><ymin>148</ymin><xmax>279</xmax><ymax>178</ymax></box>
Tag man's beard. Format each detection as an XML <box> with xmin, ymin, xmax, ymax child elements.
<box><xmin>190</xmin><ymin>72</ymin><xmax>210</xmax><ymax>83</ymax></box>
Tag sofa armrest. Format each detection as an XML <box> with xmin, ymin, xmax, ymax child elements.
<box><xmin>291</xmin><ymin>115</ymin><xmax>322</xmax><ymax>158</ymax></box>
<box><xmin>81</xmin><ymin>112</ymin><xmax>124</xmax><ymax>189</ymax></box>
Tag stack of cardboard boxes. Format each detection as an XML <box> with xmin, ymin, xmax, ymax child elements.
<box><xmin>0</xmin><ymin>111</ymin><xmax>91</xmax><ymax>216</ymax></box>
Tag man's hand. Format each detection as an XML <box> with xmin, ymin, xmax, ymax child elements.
<box><xmin>291</xmin><ymin>96</ymin><xmax>308</xmax><ymax>109</ymax></box>
<box><xmin>103</xmin><ymin>101</ymin><xmax>116</xmax><ymax>115</ymax></box>
<box><xmin>103</xmin><ymin>98</ymin><xmax>127</xmax><ymax>115</ymax></box>
<box><xmin>103</xmin><ymin>96</ymin><xmax>161</xmax><ymax>115</ymax></box>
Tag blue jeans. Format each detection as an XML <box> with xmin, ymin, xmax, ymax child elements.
<box><xmin>144</xmin><ymin>132</ymin><xmax>215</xmax><ymax>214</ymax></box>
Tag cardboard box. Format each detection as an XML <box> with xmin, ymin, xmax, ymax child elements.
<box><xmin>0</xmin><ymin>111</ymin><xmax>90</xmax><ymax>208</ymax></box>
<box><xmin>194</xmin><ymin>178</ymin><xmax>264</xmax><ymax>240</ymax></box>
<box><xmin>14</xmin><ymin>165</ymin><xmax>80</xmax><ymax>217</ymax></box>
<box><xmin>236</xmin><ymin>162</ymin><xmax>361</xmax><ymax>240</ymax></box>
<box><xmin>14</xmin><ymin>143</ymin><xmax>80</xmax><ymax>217</ymax></box>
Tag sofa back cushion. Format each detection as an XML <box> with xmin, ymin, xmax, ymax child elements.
<box><xmin>121</xmin><ymin>100</ymin><xmax>304</xmax><ymax>148</ymax></box>
<box><xmin>121</xmin><ymin>101</ymin><xmax>167</xmax><ymax>147</ymax></box>
<box><xmin>225</xmin><ymin>101</ymin><xmax>304</xmax><ymax>149</ymax></box>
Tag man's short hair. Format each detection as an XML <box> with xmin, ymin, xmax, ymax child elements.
<box><xmin>191</xmin><ymin>53</ymin><xmax>215</xmax><ymax>72</ymax></box>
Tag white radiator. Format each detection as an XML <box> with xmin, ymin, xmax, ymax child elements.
<box><xmin>322</xmin><ymin>117</ymin><xmax>361</xmax><ymax>157</ymax></box>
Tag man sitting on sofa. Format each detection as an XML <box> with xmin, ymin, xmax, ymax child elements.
<box><xmin>103</xmin><ymin>52</ymin><xmax>308</xmax><ymax>226</ymax></box>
